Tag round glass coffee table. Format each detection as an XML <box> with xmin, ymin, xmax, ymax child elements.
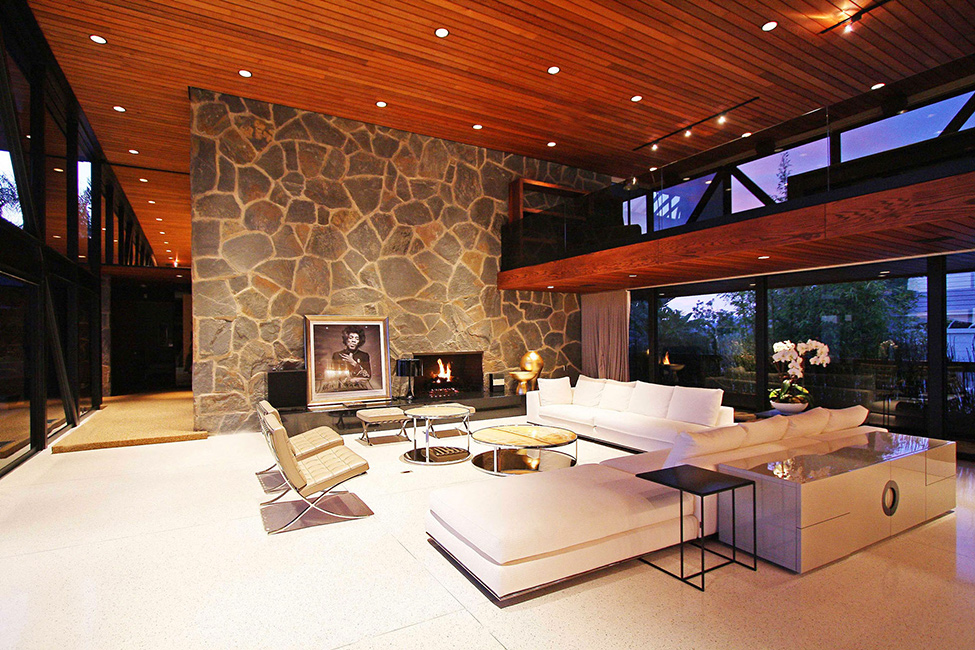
<box><xmin>402</xmin><ymin>405</ymin><xmax>472</xmax><ymax>465</ymax></box>
<box><xmin>470</xmin><ymin>424</ymin><xmax>577</xmax><ymax>476</ymax></box>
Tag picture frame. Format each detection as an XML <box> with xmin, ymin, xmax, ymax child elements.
<box><xmin>304</xmin><ymin>315</ymin><xmax>391</xmax><ymax>408</ymax></box>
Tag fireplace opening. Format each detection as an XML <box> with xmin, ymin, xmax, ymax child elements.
<box><xmin>413</xmin><ymin>352</ymin><xmax>483</xmax><ymax>398</ymax></box>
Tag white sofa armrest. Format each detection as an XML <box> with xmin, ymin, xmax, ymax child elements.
<box><xmin>527</xmin><ymin>390</ymin><xmax>541</xmax><ymax>422</ymax></box>
<box><xmin>717</xmin><ymin>405</ymin><xmax>734</xmax><ymax>426</ymax></box>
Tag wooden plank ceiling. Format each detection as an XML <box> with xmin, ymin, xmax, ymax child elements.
<box><xmin>26</xmin><ymin>0</ymin><xmax>975</xmax><ymax>271</ymax></box>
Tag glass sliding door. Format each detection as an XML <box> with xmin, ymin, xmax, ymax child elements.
<box><xmin>0</xmin><ymin>274</ymin><xmax>34</xmax><ymax>470</ymax></box>
<box><xmin>768</xmin><ymin>276</ymin><xmax>927</xmax><ymax>432</ymax></box>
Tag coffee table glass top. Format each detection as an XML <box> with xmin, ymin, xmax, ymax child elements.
<box><xmin>471</xmin><ymin>424</ymin><xmax>576</xmax><ymax>449</ymax></box>
<box><xmin>404</xmin><ymin>405</ymin><xmax>471</xmax><ymax>419</ymax></box>
<box><xmin>722</xmin><ymin>431</ymin><xmax>948</xmax><ymax>484</ymax></box>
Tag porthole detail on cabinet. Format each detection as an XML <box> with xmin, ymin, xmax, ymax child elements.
<box><xmin>882</xmin><ymin>480</ymin><xmax>900</xmax><ymax>517</ymax></box>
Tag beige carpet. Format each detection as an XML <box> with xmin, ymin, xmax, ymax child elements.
<box><xmin>52</xmin><ymin>391</ymin><xmax>206</xmax><ymax>453</ymax></box>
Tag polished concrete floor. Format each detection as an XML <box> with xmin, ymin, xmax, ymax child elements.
<box><xmin>1</xmin><ymin>414</ymin><xmax>973</xmax><ymax>649</ymax></box>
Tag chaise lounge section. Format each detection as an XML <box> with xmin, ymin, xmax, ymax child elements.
<box><xmin>427</xmin><ymin>405</ymin><xmax>917</xmax><ymax>602</ymax></box>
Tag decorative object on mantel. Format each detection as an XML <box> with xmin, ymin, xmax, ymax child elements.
<box><xmin>395</xmin><ymin>358</ymin><xmax>422</xmax><ymax>402</ymax></box>
<box><xmin>769</xmin><ymin>339</ymin><xmax>831</xmax><ymax>413</ymax></box>
<box><xmin>509</xmin><ymin>351</ymin><xmax>544</xmax><ymax>395</ymax></box>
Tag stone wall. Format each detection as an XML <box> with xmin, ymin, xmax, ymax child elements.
<box><xmin>190</xmin><ymin>89</ymin><xmax>609</xmax><ymax>433</ymax></box>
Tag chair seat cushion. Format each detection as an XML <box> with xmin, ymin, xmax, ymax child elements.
<box><xmin>297</xmin><ymin>446</ymin><xmax>369</xmax><ymax>497</ymax></box>
<box><xmin>428</xmin><ymin>464</ymin><xmax>693</xmax><ymax>565</ymax></box>
<box><xmin>290</xmin><ymin>425</ymin><xmax>343</xmax><ymax>459</ymax></box>
<box><xmin>357</xmin><ymin>407</ymin><xmax>408</xmax><ymax>423</ymax></box>
<box><xmin>593</xmin><ymin>411</ymin><xmax>708</xmax><ymax>445</ymax></box>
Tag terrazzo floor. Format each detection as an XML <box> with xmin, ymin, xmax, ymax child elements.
<box><xmin>1</xmin><ymin>412</ymin><xmax>973</xmax><ymax>649</ymax></box>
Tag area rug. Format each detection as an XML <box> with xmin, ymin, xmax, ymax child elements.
<box><xmin>52</xmin><ymin>391</ymin><xmax>207</xmax><ymax>453</ymax></box>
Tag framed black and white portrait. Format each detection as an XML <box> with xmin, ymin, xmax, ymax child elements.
<box><xmin>304</xmin><ymin>316</ymin><xmax>391</xmax><ymax>408</ymax></box>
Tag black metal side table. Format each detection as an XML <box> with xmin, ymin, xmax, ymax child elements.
<box><xmin>636</xmin><ymin>464</ymin><xmax>757</xmax><ymax>591</ymax></box>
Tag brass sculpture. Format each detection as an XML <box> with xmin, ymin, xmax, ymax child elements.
<box><xmin>509</xmin><ymin>351</ymin><xmax>544</xmax><ymax>395</ymax></box>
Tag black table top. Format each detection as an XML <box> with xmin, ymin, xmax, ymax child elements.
<box><xmin>636</xmin><ymin>464</ymin><xmax>754</xmax><ymax>496</ymax></box>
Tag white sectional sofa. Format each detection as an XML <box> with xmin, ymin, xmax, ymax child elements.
<box><xmin>526</xmin><ymin>375</ymin><xmax>735</xmax><ymax>452</ymax></box>
<box><xmin>427</xmin><ymin>405</ymin><xmax>891</xmax><ymax>602</ymax></box>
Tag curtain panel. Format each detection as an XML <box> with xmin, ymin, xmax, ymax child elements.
<box><xmin>581</xmin><ymin>290</ymin><xmax>630</xmax><ymax>381</ymax></box>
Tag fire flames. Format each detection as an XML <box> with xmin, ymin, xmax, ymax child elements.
<box><xmin>662</xmin><ymin>351</ymin><xmax>671</xmax><ymax>365</ymax></box>
<box><xmin>435</xmin><ymin>358</ymin><xmax>452</xmax><ymax>383</ymax></box>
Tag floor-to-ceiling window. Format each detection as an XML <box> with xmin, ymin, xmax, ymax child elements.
<box><xmin>0</xmin><ymin>274</ymin><xmax>34</xmax><ymax>471</ymax></box>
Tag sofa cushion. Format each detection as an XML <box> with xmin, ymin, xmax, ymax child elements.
<box><xmin>666</xmin><ymin>386</ymin><xmax>724</xmax><ymax>426</ymax></box>
<box><xmin>784</xmin><ymin>407</ymin><xmax>830</xmax><ymax>438</ymax></box>
<box><xmin>427</xmin><ymin>463</ymin><xmax>693</xmax><ymax>565</ymax></box>
<box><xmin>538</xmin><ymin>376</ymin><xmax>572</xmax><ymax>406</ymax></box>
<box><xmin>593</xmin><ymin>411</ymin><xmax>709</xmax><ymax>445</ymax></box>
<box><xmin>739</xmin><ymin>415</ymin><xmax>789</xmax><ymax>447</ymax></box>
<box><xmin>823</xmin><ymin>405</ymin><xmax>869</xmax><ymax>432</ymax></box>
<box><xmin>663</xmin><ymin>424</ymin><xmax>747</xmax><ymax>468</ymax></box>
<box><xmin>598</xmin><ymin>380</ymin><xmax>636</xmax><ymax>411</ymax></box>
<box><xmin>572</xmin><ymin>376</ymin><xmax>606</xmax><ymax>407</ymax></box>
<box><xmin>599</xmin><ymin>449</ymin><xmax>672</xmax><ymax>475</ymax></box>
<box><xmin>628</xmin><ymin>381</ymin><xmax>674</xmax><ymax>418</ymax></box>
<box><xmin>538</xmin><ymin>404</ymin><xmax>598</xmax><ymax>427</ymax></box>
<box><xmin>817</xmin><ymin>425</ymin><xmax>885</xmax><ymax>443</ymax></box>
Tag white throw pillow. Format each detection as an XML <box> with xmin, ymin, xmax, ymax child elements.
<box><xmin>572</xmin><ymin>376</ymin><xmax>606</xmax><ymax>407</ymax></box>
<box><xmin>739</xmin><ymin>415</ymin><xmax>789</xmax><ymax>446</ymax></box>
<box><xmin>823</xmin><ymin>405</ymin><xmax>869</xmax><ymax>432</ymax></box>
<box><xmin>784</xmin><ymin>407</ymin><xmax>831</xmax><ymax>438</ymax></box>
<box><xmin>666</xmin><ymin>386</ymin><xmax>724</xmax><ymax>426</ymax></box>
<box><xmin>598</xmin><ymin>380</ymin><xmax>636</xmax><ymax>411</ymax></box>
<box><xmin>628</xmin><ymin>381</ymin><xmax>674</xmax><ymax>418</ymax></box>
<box><xmin>663</xmin><ymin>424</ymin><xmax>747</xmax><ymax>468</ymax></box>
<box><xmin>537</xmin><ymin>376</ymin><xmax>572</xmax><ymax>406</ymax></box>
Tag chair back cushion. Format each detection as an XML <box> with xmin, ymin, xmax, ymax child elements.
<box><xmin>538</xmin><ymin>376</ymin><xmax>573</xmax><ymax>406</ymax></box>
<box><xmin>629</xmin><ymin>381</ymin><xmax>674</xmax><ymax>418</ymax></box>
<box><xmin>666</xmin><ymin>386</ymin><xmax>724</xmax><ymax>426</ymax></box>
<box><xmin>266</xmin><ymin>414</ymin><xmax>307</xmax><ymax>490</ymax></box>
<box><xmin>258</xmin><ymin>400</ymin><xmax>281</xmax><ymax>423</ymax></box>
<box><xmin>572</xmin><ymin>375</ymin><xmax>606</xmax><ymax>407</ymax></box>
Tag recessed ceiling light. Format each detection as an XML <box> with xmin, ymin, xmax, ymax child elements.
<box><xmin>628</xmin><ymin>274</ymin><xmax>637</xmax><ymax>278</ymax></box>
<box><xmin>871</xmin><ymin>82</ymin><xmax>886</xmax><ymax>90</ymax></box>
<box><xmin>164</xmin><ymin>241</ymin><xmax>169</xmax><ymax>244</ymax></box>
<box><xmin>758</xmin><ymin>255</ymin><xmax>770</xmax><ymax>260</ymax></box>
<box><xmin>176</xmin><ymin>274</ymin><xmax>183</xmax><ymax>278</ymax></box>
<box><xmin>79</xmin><ymin>255</ymin><xmax>86</xmax><ymax>259</ymax></box>
<box><xmin>89</xmin><ymin>35</ymin><xmax>107</xmax><ymax>44</ymax></box>
<box><xmin>53</xmin><ymin>167</ymin><xmax>64</xmax><ymax>173</ymax></box>
<box><xmin>742</xmin><ymin>132</ymin><xmax>752</xmax><ymax>138</ymax></box>
<box><xmin>149</xmin><ymin>201</ymin><xmax>157</xmax><ymax>205</ymax></box>
<box><xmin>879</xmin><ymin>270</ymin><xmax>890</xmax><ymax>275</ymax></box>
<box><xmin>435</xmin><ymin>27</ymin><xmax>449</xmax><ymax>38</ymax></box>
<box><xmin>630</xmin><ymin>95</ymin><xmax>643</xmax><ymax>102</ymax></box>
<box><xmin>159</xmin><ymin>231</ymin><xmax>165</xmax><ymax>234</ymax></box>
<box><xmin>128</xmin><ymin>149</ymin><xmax>139</xmax><ymax>154</ymax></box>
<box><xmin>472</xmin><ymin>124</ymin><xmax>483</xmax><ymax>130</ymax></box>
<box><xmin>113</xmin><ymin>105</ymin><xmax>126</xmax><ymax>113</ymax></box>
<box><xmin>684</xmin><ymin>129</ymin><xmax>692</xmax><ymax>137</ymax></box>
<box><xmin>651</xmin><ymin>143</ymin><xmax>658</xmax><ymax>151</ymax></box>
<box><xmin>25</xmin><ymin>135</ymin><xmax>30</xmax><ymax>139</ymax></box>
<box><xmin>762</xmin><ymin>21</ymin><xmax>777</xmax><ymax>32</ymax></box>
<box><xmin>718</xmin><ymin>114</ymin><xmax>727</xmax><ymax>124</ymax></box>
<box><xmin>376</xmin><ymin>101</ymin><xmax>387</xmax><ymax>108</ymax></box>
<box><xmin>53</xmin><ymin>235</ymin><xmax>61</xmax><ymax>239</ymax></box>
<box><xmin>166</xmin><ymin>249</ymin><xmax>172</xmax><ymax>253</ymax></box>
<box><xmin>844</xmin><ymin>22</ymin><xmax>854</xmax><ymax>34</ymax></box>
<box><xmin>101</xmin><ymin>227</ymin><xmax>106</xmax><ymax>231</ymax></box>
<box><xmin>649</xmin><ymin>166</ymin><xmax>657</xmax><ymax>172</ymax></box>
<box><xmin>683</xmin><ymin>177</ymin><xmax>690</xmax><ymax>181</ymax></box>
<box><xmin>547</xmin><ymin>141</ymin><xmax>556</xmax><ymax>147</ymax></box>
<box><xmin>238</xmin><ymin>69</ymin><xmax>252</xmax><ymax>78</ymax></box>
<box><xmin>547</xmin><ymin>66</ymin><xmax>560</xmax><ymax>75</ymax></box>
<box><xmin>547</xmin><ymin>285</ymin><xmax>555</xmax><ymax>289</ymax></box>
<box><xmin>705</xmin><ymin>180</ymin><xmax>711</xmax><ymax>184</ymax></box>
<box><xmin>139</xmin><ymin>178</ymin><xmax>148</xmax><ymax>182</ymax></box>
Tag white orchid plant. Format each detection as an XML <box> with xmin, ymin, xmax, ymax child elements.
<box><xmin>769</xmin><ymin>339</ymin><xmax>831</xmax><ymax>403</ymax></box>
